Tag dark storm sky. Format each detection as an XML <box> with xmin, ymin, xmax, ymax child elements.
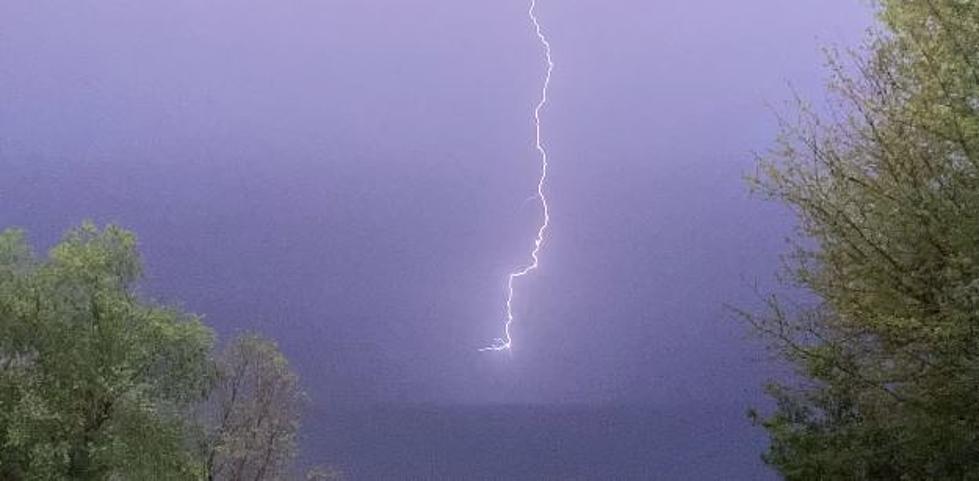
<box><xmin>0</xmin><ymin>0</ymin><xmax>872</xmax><ymax>406</ymax></box>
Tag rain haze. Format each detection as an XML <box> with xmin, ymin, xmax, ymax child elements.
<box><xmin>1</xmin><ymin>1</ymin><xmax>873</xmax><ymax>479</ymax></box>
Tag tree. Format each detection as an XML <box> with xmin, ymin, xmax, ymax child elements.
<box><xmin>0</xmin><ymin>223</ymin><xmax>341</xmax><ymax>480</ymax></box>
<box><xmin>197</xmin><ymin>333</ymin><xmax>305</xmax><ymax>481</ymax></box>
<box><xmin>747</xmin><ymin>0</ymin><xmax>979</xmax><ymax>479</ymax></box>
<box><xmin>0</xmin><ymin>223</ymin><xmax>214</xmax><ymax>481</ymax></box>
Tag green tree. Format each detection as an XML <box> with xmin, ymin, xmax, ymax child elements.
<box><xmin>747</xmin><ymin>0</ymin><xmax>979</xmax><ymax>479</ymax></box>
<box><xmin>0</xmin><ymin>223</ymin><xmax>214</xmax><ymax>481</ymax></box>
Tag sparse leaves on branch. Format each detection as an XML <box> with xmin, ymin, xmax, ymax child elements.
<box><xmin>198</xmin><ymin>333</ymin><xmax>305</xmax><ymax>481</ymax></box>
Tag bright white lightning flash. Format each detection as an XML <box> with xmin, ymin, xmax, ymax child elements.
<box><xmin>481</xmin><ymin>0</ymin><xmax>554</xmax><ymax>352</ymax></box>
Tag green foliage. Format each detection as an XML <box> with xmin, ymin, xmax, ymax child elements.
<box><xmin>749</xmin><ymin>0</ymin><xmax>979</xmax><ymax>479</ymax></box>
<box><xmin>0</xmin><ymin>223</ymin><xmax>341</xmax><ymax>481</ymax></box>
<box><xmin>0</xmin><ymin>223</ymin><xmax>214</xmax><ymax>481</ymax></box>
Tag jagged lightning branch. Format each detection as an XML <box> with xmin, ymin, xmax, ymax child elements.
<box><xmin>481</xmin><ymin>0</ymin><xmax>554</xmax><ymax>352</ymax></box>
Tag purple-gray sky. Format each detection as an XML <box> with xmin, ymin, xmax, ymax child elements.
<box><xmin>0</xmin><ymin>0</ymin><xmax>872</xmax><ymax>407</ymax></box>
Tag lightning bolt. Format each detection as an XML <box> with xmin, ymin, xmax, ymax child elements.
<box><xmin>481</xmin><ymin>0</ymin><xmax>554</xmax><ymax>352</ymax></box>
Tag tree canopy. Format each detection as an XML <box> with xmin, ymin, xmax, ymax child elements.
<box><xmin>750</xmin><ymin>0</ymin><xmax>979</xmax><ymax>479</ymax></box>
<box><xmin>0</xmin><ymin>223</ymin><xmax>213</xmax><ymax>480</ymax></box>
<box><xmin>0</xmin><ymin>223</ymin><xmax>334</xmax><ymax>481</ymax></box>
